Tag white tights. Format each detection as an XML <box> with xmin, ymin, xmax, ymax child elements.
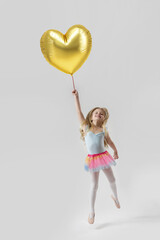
<box><xmin>89</xmin><ymin>167</ymin><xmax>119</xmax><ymax>216</ymax></box>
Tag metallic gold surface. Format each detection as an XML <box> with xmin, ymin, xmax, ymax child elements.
<box><xmin>40</xmin><ymin>25</ymin><xmax>92</xmax><ymax>75</ymax></box>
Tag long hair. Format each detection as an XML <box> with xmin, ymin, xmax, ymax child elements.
<box><xmin>79</xmin><ymin>107</ymin><xmax>109</xmax><ymax>148</ymax></box>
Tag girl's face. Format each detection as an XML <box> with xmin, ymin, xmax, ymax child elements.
<box><xmin>91</xmin><ymin>109</ymin><xmax>105</xmax><ymax>124</ymax></box>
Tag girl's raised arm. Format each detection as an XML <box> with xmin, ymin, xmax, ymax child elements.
<box><xmin>72</xmin><ymin>89</ymin><xmax>85</xmax><ymax>125</ymax></box>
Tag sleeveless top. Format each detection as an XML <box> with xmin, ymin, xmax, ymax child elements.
<box><xmin>84</xmin><ymin>125</ymin><xmax>106</xmax><ymax>155</ymax></box>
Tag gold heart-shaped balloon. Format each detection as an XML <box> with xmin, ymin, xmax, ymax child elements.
<box><xmin>40</xmin><ymin>25</ymin><xmax>92</xmax><ymax>75</ymax></box>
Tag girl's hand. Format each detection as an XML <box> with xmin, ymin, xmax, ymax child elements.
<box><xmin>113</xmin><ymin>151</ymin><xmax>119</xmax><ymax>159</ymax></box>
<box><xmin>72</xmin><ymin>89</ymin><xmax>79</xmax><ymax>97</ymax></box>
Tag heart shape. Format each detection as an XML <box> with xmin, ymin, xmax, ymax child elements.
<box><xmin>40</xmin><ymin>25</ymin><xmax>92</xmax><ymax>75</ymax></box>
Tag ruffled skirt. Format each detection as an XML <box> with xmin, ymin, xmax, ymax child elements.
<box><xmin>84</xmin><ymin>150</ymin><xmax>116</xmax><ymax>172</ymax></box>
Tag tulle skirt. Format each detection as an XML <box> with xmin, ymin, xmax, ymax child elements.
<box><xmin>84</xmin><ymin>150</ymin><xmax>117</xmax><ymax>172</ymax></box>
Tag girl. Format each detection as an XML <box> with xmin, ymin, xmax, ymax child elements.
<box><xmin>72</xmin><ymin>89</ymin><xmax>120</xmax><ymax>224</ymax></box>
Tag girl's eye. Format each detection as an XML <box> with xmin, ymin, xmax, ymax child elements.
<box><xmin>96</xmin><ymin>112</ymin><xmax>103</xmax><ymax>114</ymax></box>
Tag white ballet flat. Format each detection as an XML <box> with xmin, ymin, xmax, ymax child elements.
<box><xmin>88</xmin><ymin>213</ymin><xmax>95</xmax><ymax>224</ymax></box>
<box><xmin>111</xmin><ymin>194</ymin><xmax>121</xmax><ymax>209</ymax></box>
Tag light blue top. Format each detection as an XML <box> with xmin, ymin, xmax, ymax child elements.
<box><xmin>84</xmin><ymin>125</ymin><xmax>106</xmax><ymax>155</ymax></box>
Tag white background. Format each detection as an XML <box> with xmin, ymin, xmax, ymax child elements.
<box><xmin>0</xmin><ymin>0</ymin><xmax>160</xmax><ymax>239</ymax></box>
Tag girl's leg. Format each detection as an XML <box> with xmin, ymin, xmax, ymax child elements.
<box><xmin>102</xmin><ymin>167</ymin><xmax>119</xmax><ymax>202</ymax></box>
<box><xmin>89</xmin><ymin>171</ymin><xmax>100</xmax><ymax>217</ymax></box>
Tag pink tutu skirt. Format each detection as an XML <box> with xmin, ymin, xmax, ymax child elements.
<box><xmin>84</xmin><ymin>150</ymin><xmax>117</xmax><ymax>172</ymax></box>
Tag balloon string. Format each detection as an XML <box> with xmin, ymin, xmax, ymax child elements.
<box><xmin>72</xmin><ymin>75</ymin><xmax>76</xmax><ymax>90</ymax></box>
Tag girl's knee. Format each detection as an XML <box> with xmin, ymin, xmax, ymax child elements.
<box><xmin>91</xmin><ymin>183</ymin><xmax>98</xmax><ymax>191</ymax></box>
<box><xmin>110</xmin><ymin>177</ymin><xmax>116</xmax><ymax>183</ymax></box>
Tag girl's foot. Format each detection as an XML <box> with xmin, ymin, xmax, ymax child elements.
<box><xmin>111</xmin><ymin>194</ymin><xmax>121</xmax><ymax>208</ymax></box>
<box><xmin>88</xmin><ymin>213</ymin><xmax>95</xmax><ymax>224</ymax></box>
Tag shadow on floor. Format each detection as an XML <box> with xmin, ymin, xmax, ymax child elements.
<box><xmin>95</xmin><ymin>214</ymin><xmax>160</xmax><ymax>230</ymax></box>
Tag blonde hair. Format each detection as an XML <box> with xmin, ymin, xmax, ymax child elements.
<box><xmin>79</xmin><ymin>107</ymin><xmax>109</xmax><ymax>148</ymax></box>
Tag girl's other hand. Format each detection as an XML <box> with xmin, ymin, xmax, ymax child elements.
<box><xmin>113</xmin><ymin>151</ymin><xmax>119</xmax><ymax>159</ymax></box>
<box><xmin>72</xmin><ymin>89</ymin><xmax>78</xmax><ymax>97</ymax></box>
